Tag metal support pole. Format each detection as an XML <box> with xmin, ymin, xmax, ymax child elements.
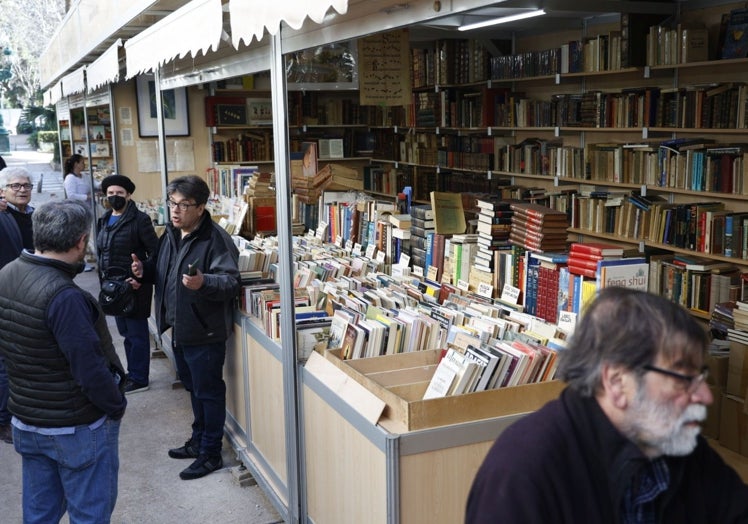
<box><xmin>269</xmin><ymin>29</ymin><xmax>301</xmax><ymax>524</ymax></box>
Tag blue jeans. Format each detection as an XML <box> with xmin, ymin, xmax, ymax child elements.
<box><xmin>0</xmin><ymin>355</ymin><xmax>9</xmax><ymax>425</ymax></box>
<box><xmin>115</xmin><ymin>316</ymin><xmax>150</xmax><ymax>385</ymax></box>
<box><xmin>13</xmin><ymin>418</ymin><xmax>121</xmax><ymax>524</ymax></box>
<box><xmin>172</xmin><ymin>342</ymin><xmax>226</xmax><ymax>457</ymax></box>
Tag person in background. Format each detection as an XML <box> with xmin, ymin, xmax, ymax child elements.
<box><xmin>131</xmin><ymin>175</ymin><xmax>240</xmax><ymax>480</ymax></box>
<box><xmin>63</xmin><ymin>153</ymin><xmax>97</xmax><ymax>272</ymax></box>
<box><xmin>466</xmin><ymin>287</ymin><xmax>748</xmax><ymax>524</ymax></box>
<box><xmin>0</xmin><ymin>200</ymin><xmax>127</xmax><ymax>523</ymax></box>
<box><xmin>63</xmin><ymin>154</ymin><xmax>93</xmax><ymax>202</ymax></box>
<box><xmin>0</xmin><ymin>167</ymin><xmax>35</xmax><ymax>444</ymax></box>
<box><xmin>97</xmin><ymin>174</ymin><xmax>159</xmax><ymax>394</ymax></box>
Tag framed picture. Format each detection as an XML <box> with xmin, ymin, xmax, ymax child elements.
<box><xmin>136</xmin><ymin>74</ymin><xmax>190</xmax><ymax>137</ymax></box>
<box><xmin>215</xmin><ymin>104</ymin><xmax>248</xmax><ymax>126</ymax></box>
<box><xmin>246</xmin><ymin>99</ymin><xmax>272</xmax><ymax>125</ymax></box>
<box><xmin>286</xmin><ymin>41</ymin><xmax>359</xmax><ymax>91</ymax></box>
<box><xmin>90</xmin><ymin>141</ymin><xmax>110</xmax><ymax>158</ymax></box>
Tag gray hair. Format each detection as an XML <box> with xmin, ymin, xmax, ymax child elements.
<box><xmin>33</xmin><ymin>200</ymin><xmax>92</xmax><ymax>253</ymax></box>
<box><xmin>0</xmin><ymin>167</ymin><xmax>34</xmax><ymax>186</ymax></box>
<box><xmin>557</xmin><ymin>287</ymin><xmax>708</xmax><ymax>397</ymax></box>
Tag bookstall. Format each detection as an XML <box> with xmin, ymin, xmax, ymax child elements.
<box><xmin>39</xmin><ymin>1</ymin><xmax>748</xmax><ymax>522</ymax></box>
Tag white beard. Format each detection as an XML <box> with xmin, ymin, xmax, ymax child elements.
<box><xmin>624</xmin><ymin>388</ymin><xmax>707</xmax><ymax>457</ymax></box>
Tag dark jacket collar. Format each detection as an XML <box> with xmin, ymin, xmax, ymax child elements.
<box><xmin>19</xmin><ymin>250</ymin><xmax>84</xmax><ymax>277</ymax></box>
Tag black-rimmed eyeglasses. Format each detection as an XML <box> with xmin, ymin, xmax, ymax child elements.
<box><xmin>165</xmin><ymin>199</ymin><xmax>199</xmax><ymax>211</ymax></box>
<box><xmin>6</xmin><ymin>183</ymin><xmax>33</xmax><ymax>191</ymax></box>
<box><xmin>642</xmin><ymin>364</ymin><xmax>709</xmax><ymax>394</ymax></box>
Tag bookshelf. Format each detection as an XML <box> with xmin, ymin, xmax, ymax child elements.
<box><xmin>67</xmin><ymin>102</ymin><xmax>116</xmax><ymax>177</ymax></box>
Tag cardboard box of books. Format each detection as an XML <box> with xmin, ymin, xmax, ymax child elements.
<box><xmin>324</xmin><ymin>348</ymin><xmax>564</xmax><ymax>432</ymax></box>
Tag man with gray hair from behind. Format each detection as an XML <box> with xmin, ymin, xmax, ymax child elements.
<box><xmin>0</xmin><ymin>199</ymin><xmax>127</xmax><ymax>523</ymax></box>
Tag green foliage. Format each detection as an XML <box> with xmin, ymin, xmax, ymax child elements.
<box><xmin>20</xmin><ymin>104</ymin><xmax>56</xmax><ymax>131</ymax></box>
<box><xmin>26</xmin><ymin>130</ymin><xmax>38</xmax><ymax>149</ymax></box>
<box><xmin>37</xmin><ymin>130</ymin><xmax>57</xmax><ymax>143</ymax></box>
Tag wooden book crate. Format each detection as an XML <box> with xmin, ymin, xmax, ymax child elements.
<box><xmin>324</xmin><ymin>348</ymin><xmax>564</xmax><ymax>432</ymax></box>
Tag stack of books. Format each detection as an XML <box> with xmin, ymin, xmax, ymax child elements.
<box><xmin>567</xmin><ymin>241</ymin><xmax>624</xmax><ymax>278</ymax></box>
<box><xmin>728</xmin><ymin>301</ymin><xmax>748</xmax><ymax>345</ymax></box>
<box><xmin>409</xmin><ymin>204</ymin><xmax>434</xmax><ymax>271</ymax></box>
<box><xmin>244</xmin><ymin>171</ymin><xmax>275</xmax><ymax>198</ymax></box>
<box><xmin>474</xmin><ymin>197</ymin><xmax>513</xmax><ymax>273</ymax></box>
<box><xmin>509</xmin><ymin>202</ymin><xmax>570</xmax><ymax>253</ymax></box>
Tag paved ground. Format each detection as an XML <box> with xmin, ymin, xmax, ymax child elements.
<box><xmin>0</xmin><ymin>137</ymin><xmax>283</xmax><ymax>523</ymax></box>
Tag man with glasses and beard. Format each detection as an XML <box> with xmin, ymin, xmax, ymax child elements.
<box><xmin>466</xmin><ymin>287</ymin><xmax>748</xmax><ymax>524</ymax></box>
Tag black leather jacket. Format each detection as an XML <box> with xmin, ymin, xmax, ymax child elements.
<box><xmin>144</xmin><ymin>211</ymin><xmax>240</xmax><ymax>345</ymax></box>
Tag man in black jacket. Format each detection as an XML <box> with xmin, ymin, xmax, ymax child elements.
<box><xmin>466</xmin><ymin>287</ymin><xmax>748</xmax><ymax>523</ymax></box>
<box><xmin>0</xmin><ymin>200</ymin><xmax>127</xmax><ymax>522</ymax></box>
<box><xmin>132</xmin><ymin>175</ymin><xmax>240</xmax><ymax>480</ymax></box>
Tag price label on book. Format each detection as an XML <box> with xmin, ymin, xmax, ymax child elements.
<box><xmin>477</xmin><ymin>282</ymin><xmax>493</xmax><ymax>299</ymax></box>
<box><xmin>501</xmin><ymin>283</ymin><xmax>521</xmax><ymax>304</ymax></box>
<box><xmin>457</xmin><ymin>279</ymin><xmax>470</xmax><ymax>291</ymax></box>
<box><xmin>398</xmin><ymin>253</ymin><xmax>410</xmax><ymax>268</ymax></box>
<box><xmin>557</xmin><ymin>311</ymin><xmax>577</xmax><ymax>334</ymax></box>
<box><xmin>391</xmin><ymin>265</ymin><xmax>410</xmax><ymax>279</ymax></box>
<box><xmin>344</xmin><ymin>239</ymin><xmax>353</xmax><ymax>252</ymax></box>
<box><xmin>375</xmin><ymin>251</ymin><xmax>386</xmax><ymax>264</ymax></box>
<box><xmin>365</xmin><ymin>244</ymin><xmax>376</xmax><ymax>259</ymax></box>
<box><xmin>335</xmin><ymin>235</ymin><xmax>343</xmax><ymax>247</ymax></box>
<box><xmin>413</xmin><ymin>265</ymin><xmax>424</xmax><ymax>277</ymax></box>
<box><xmin>352</xmin><ymin>243</ymin><xmax>362</xmax><ymax>256</ymax></box>
<box><xmin>427</xmin><ymin>266</ymin><xmax>439</xmax><ymax>281</ymax></box>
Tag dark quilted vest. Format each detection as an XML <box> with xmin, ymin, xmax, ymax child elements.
<box><xmin>0</xmin><ymin>252</ymin><xmax>122</xmax><ymax>427</ymax></box>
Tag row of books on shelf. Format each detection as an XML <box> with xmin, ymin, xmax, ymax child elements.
<box><xmin>364</xmin><ymin>133</ymin><xmax>748</xmax><ymax>199</ymax></box>
<box><xmin>405</xmin><ymin>82</ymin><xmax>748</xmax><ymax>130</ymax></box>
<box><xmin>570</xmin><ymin>192</ymin><xmax>748</xmax><ymax>260</ymax></box>
<box><xmin>411</xmin><ymin>14</ymin><xmax>668</xmax><ymax>85</ymax></box>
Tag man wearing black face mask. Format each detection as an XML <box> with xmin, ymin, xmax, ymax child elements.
<box><xmin>97</xmin><ymin>175</ymin><xmax>159</xmax><ymax>394</ymax></box>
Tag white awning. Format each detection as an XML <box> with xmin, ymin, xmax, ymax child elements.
<box><xmin>87</xmin><ymin>39</ymin><xmax>123</xmax><ymax>93</ymax></box>
<box><xmin>125</xmin><ymin>0</ymin><xmax>224</xmax><ymax>79</ymax></box>
<box><xmin>61</xmin><ymin>66</ymin><xmax>87</xmax><ymax>97</ymax></box>
<box><xmin>45</xmin><ymin>79</ymin><xmax>63</xmax><ymax>107</ymax></box>
<box><xmin>229</xmin><ymin>0</ymin><xmax>349</xmax><ymax>48</ymax></box>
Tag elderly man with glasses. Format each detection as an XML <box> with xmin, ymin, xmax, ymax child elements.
<box><xmin>0</xmin><ymin>167</ymin><xmax>36</xmax><ymax>444</ymax></box>
<box><xmin>467</xmin><ymin>287</ymin><xmax>748</xmax><ymax>524</ymax></box>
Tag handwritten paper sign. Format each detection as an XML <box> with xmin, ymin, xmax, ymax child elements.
<box><xmin>358</xmin><ymin>29</ymin><xmax>411</xmax><ymax>106</ymax></box>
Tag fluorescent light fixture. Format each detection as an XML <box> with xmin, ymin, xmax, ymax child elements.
<box><xmin>458</xmin><ymin>8</ymin><xmax>546</xmax><ymax>31</ymax></box>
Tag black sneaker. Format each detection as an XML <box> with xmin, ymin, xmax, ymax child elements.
<box><xmin>179</xmin><ymin>455</ymin><xmax>223</xmax><ymax>480</ymax></box>
<box><xmin>168</xmin><ymin>440</ymin><xmax>199</xmax><ymax>459</ymax></box>
<box><xmin>124</xmin><ymin>379</ymin><xmax>149</xmax><ymax>395</ymax></box>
